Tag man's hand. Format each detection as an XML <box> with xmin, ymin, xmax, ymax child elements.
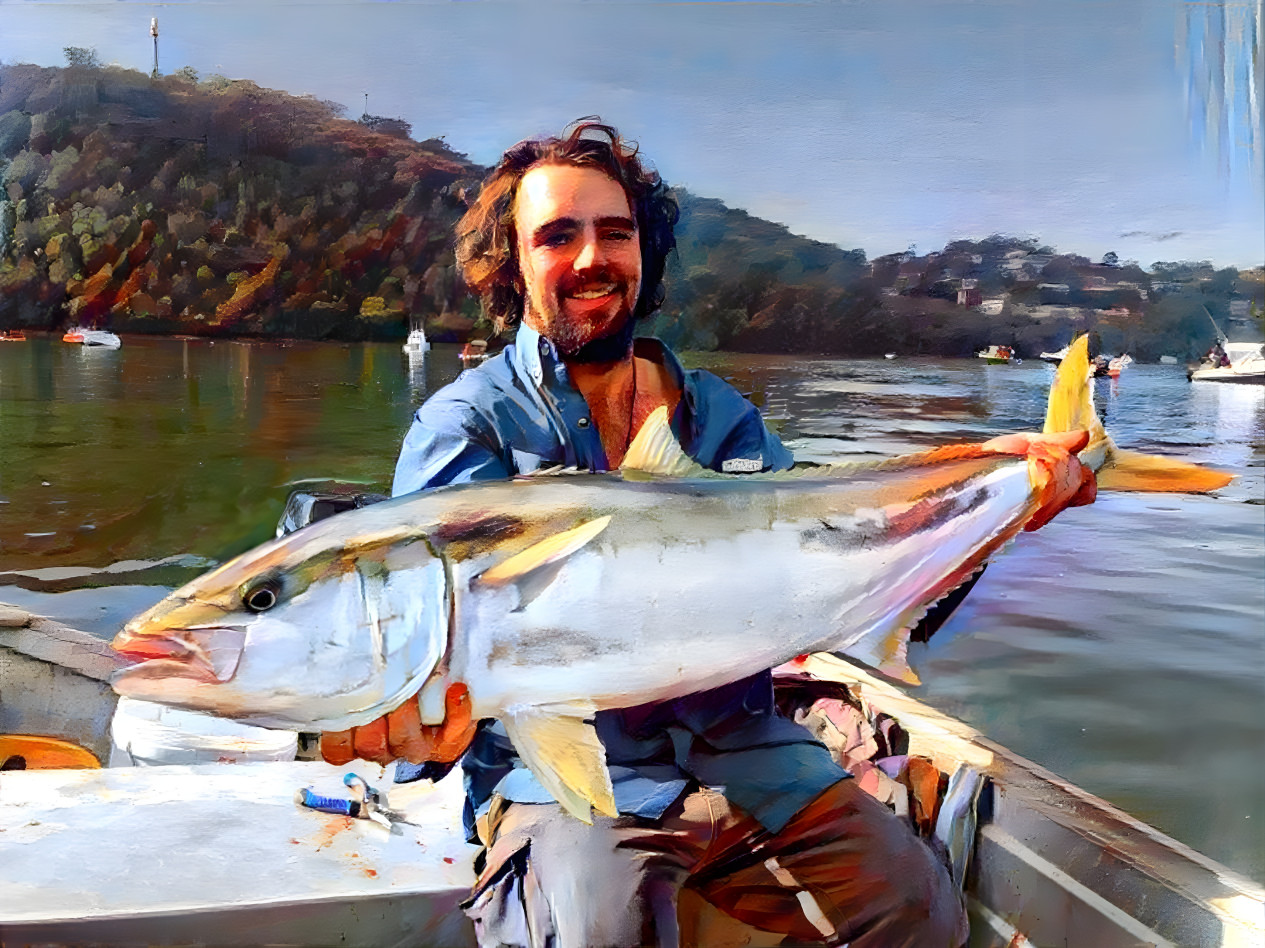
<box><xmin>320</xmin><ymin>682</ymin><xmax>477</xmax><ymax>767</ymax></box>
<box><xmin>981</xmin><ymin>430</ymin><xmax>1097</xmax><ymax>532</ymax></box>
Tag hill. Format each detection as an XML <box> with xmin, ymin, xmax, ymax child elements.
<box><xmin>0</xmin><ymin>60</ymin><xmax>1260</xmax><ymax>357</ymax></box>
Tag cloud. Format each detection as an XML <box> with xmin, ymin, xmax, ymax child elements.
<box><xmin>1119</xmin><ymin>231</ymin><xmax>1184</xmax><ymax>241</ymax></box>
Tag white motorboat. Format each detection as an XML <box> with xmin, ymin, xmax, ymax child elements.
<box><xmin>1189</xmin><ymin>341</ymin><xmax>1265</xmax><ymax>384</ymax></box>
<box><xmin>403</xmin><ymin>327</ymin><xmax>431</xmax><ymax>353</ymax></box>
<box><xmin>1038</xmin><ymin>345</ymin><xmax>1069</xmax><ymax>364</ymax></box>
<box><xmin>80</xmin><ymin>329</ymin><xmax>122</xmax><ymax>349</ymax></box>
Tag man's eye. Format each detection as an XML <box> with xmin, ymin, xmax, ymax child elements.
<box><xmin>604</xmin><ymin>230</ymin><xmax>635</xmax><ymax>242</ymax></box>
<box><xmin>540</xmin><ymin>232</ymin><xmax>573</xmax><ymax>248</ymax></box>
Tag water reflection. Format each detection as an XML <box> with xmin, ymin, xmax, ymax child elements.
<box><xmin>404</xmin><ymin>348</ymin><xmax>429</xmax><ymax>404</ymax></box>
<box><xmin>2</xmin><ymin>338</ymin><xmax>1262</xmax><ymax>879</ymax></box>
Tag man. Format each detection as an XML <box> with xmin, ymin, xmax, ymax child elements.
<box><xmin>322</xmin><ymin>119</ymin><xmax>1094</xmax><ymax>947</ymax></box>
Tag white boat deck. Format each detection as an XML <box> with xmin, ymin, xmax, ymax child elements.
<box><xmin>0</xmin><ymin>761</ymin><xmax>478</xmax><ymax>946</ymax></box>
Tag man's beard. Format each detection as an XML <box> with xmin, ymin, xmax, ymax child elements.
<box><xmin>563</xmin><ymin>315</ymin><xmax>637</xmax><ymax>364</ymax></box>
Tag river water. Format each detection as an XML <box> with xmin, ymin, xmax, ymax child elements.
<box><xmin>2</xmin><ymin>334</ymin><xmax>1262</xmax><ymax>880</ymax></box>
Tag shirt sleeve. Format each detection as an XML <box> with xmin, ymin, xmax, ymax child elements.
<box><xmin>391</xmin><ymin>394</ymin><xmax>511</xmax><ymax>497</ymax></box>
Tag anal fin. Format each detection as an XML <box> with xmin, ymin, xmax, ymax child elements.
<box><xmin>501</xmin><ymin>702</ymin><xmax>617</xmax><ymax>824</ymax></box>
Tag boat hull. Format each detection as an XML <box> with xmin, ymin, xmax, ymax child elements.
<box><xmin>1189</xmin><ymin>367</ymin><xmax>1265</xmax><ymax>384</ymax></box>
<box><xmin>4</xmin><ymin>611</ymin><xmax>1262</xmax><ymax>946</ymax></box>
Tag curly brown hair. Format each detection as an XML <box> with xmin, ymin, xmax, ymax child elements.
<box><xmin>455</xmin><ymin>118</ymin><xmax>679</xmax><ymax>333</ymax></box>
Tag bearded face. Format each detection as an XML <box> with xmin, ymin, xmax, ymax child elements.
<box><xmin>513</xmin><ymin>164</ymin><xmax>642</xmax><ymax>357</ymax></box>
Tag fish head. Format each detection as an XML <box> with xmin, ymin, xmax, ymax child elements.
<box><xmin>110</xmin><ymin>518</ymin><xmax>450</xmax><ymax>732</ymax></box>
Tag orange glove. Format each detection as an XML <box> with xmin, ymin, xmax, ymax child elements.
<box><xmin>320</xmin><ymin>682</ymin><xmax>477</xmax><ymax>767</ymax></box>
<box><xmin>981</xmin><ymin>430</ymin><xmax>1097</xmax><ymax>532</ymax></box>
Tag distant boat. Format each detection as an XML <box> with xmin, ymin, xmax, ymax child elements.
<box><xmin>0</xmin><ymin>330</ymin><xmax>27</xmax><ymax>342</ymax></box>
<box><xmin>1106</xmin><ymin>354</ymin><xmax>1133</xmax><ymax>378</ymax></box>
<box><xmin>1159</xmin><ymin>355</ymin><xmax>1179</xmax><ymax>365</ymax></box>
<box><xmin>402</xmin><ymin>326</ymin><xmax>430</xmax><ymax>353</ymax></box>
<box><xmin>977</xmin><ymin>345</ymin><xmax>1015</xmax><ymax>364</ymax></box>
<box><xmin>1188</xmin><ymin>306</ymin><xmax>1264</xmax><ymax>384</ymax></box>
<box><xmin>884</xmin><ymin>352</ymin><xmax>897</xmax><ymax>360</ymax></box>
<box><xmin>459</xmin><ymin>339</ymin><xmax>490</xmax><ymax>366</ymax></box>
<box><xmin>80</xmin><ymin>330</ymin><xmax>121</xmax><ymax>349</ymax></box>
<box><xmin>62</xmin><ymin>327</ymin><xmax>89</xmax><ymax>343</ymax></box>
<box><xmin>1188</xmin><ymin>341</ymin><xmax>1265</xmax><ymax>384</ymax></box>
<box><xmin>1038</xmin><ymin>345</ymin><xmax>1069</xmax><ymax>364</ymax></box>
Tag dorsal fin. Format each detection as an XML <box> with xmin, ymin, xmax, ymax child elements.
<box><xmin>620</xmin><ymin>406</ymin><xmax>705</xmax><ymax>477</ymax></box>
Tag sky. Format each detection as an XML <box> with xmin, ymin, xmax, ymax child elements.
<box><xmin>2</xmin><ymin>0</ymin><xmax>1263</xmax><ymax>269</ymax></box>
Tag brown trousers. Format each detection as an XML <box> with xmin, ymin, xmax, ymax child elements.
<box><xmin>462</xmin><ymin>779</ymin><xmax>968</xmax><ymax>948</ymax></box>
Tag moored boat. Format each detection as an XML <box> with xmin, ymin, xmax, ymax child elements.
<box><xmin>81</xmin><ymin>329</ymin><xmax>122</xmax><ymax>349</ymax></box>
<box><xmin>976</xmin><ymin>345</ymin><xmax>1015</xmax><ymax>364</ymax></box>
<box><xmin>1188</xmin><ymin>341</ymin><xmax>1265</xmax><ymax>384</ymax></box>
<box><xmin>403</xmin><ymin>326</ymin><xmax>431</xmax><ymax>353</ymax></box>
<box><xmin>1037</xmin><ymin>344</ymin><xmax>1069</xmax><ymax>364</ymax></box>
<box><xmin>2</xmin><ymin>605</ymin><xmax>1261</xmax><ymax>946</ymax></box>
<box><xmin>1107</xmin><ymin>354</ymin><xmax>1133</xmax><ymax>378</ymax></box>
<box><xmin>459</xmin><ymin>338</ymin><xmax>490</xmax><ymax>365</ymax></box>
<box><xmin>0</xmin><ymin>330</ymin><xmax>27</xmax><ymax>342</ymax></box>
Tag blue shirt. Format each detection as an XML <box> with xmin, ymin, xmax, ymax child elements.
<box><xmin>393</xmin><ymin>323</ymin><xmax>848</xmax><ymax>834</ymax></box>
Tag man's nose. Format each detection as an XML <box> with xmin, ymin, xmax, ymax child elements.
<box><xmin>572</xmin><ymin>229</ymin><xmax>606</xmax><ymax>271</ymax></box>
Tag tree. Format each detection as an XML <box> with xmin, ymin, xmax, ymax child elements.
<box><xmin>1102</xmin><ymin>251</ymin><xmax>1119</xmax><ymax>267</ymax></box>
<box><xmin>63</xmin><ymin>47</ymin><xmax>102</xmax><ymax>69</ymax></box>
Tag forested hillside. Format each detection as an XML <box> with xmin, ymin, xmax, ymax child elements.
<box><xmin>1</xmin><ymin>59</ymin><xmax>1260</xmax><ymax>357</ymax></box>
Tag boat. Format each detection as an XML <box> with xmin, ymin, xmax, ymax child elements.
<box><xmin>0</xmin><ymin>330</ymin><xmax>27</xmax><ymax>342</ymax></box>
<box><xmin>61</xmin><ymin>326</ymin><xmax>88</xmax><ymax>343</ymax></box>
<box><xmin>1160</xmin><ymin>355</ymin><xmax>1179</xmax><ymax>365</ymax></box>
<box><xmin>1186</xmin><ymin>305</ymin><xmax>1265</xmax><ymax>384</ymax></box>
<box><xmin>1189</xmin><ymin>341</ymin><xmax>1265</xmax><ymax>384</ymax></box>
<box><xmin>3</xmin><ymin>603</ymin><xmax>1262</xmax><ymax>946</ymax></box>
<box><xmin>403</xmin><ymin>326</ymin><xmax>431</xmax><ymax>353</ymax></box>
<box><xmin>459</xmin><ymin>338</ymin><xmax>490</xmax><ymax>365</ymax></box>
<box><xmin>80</xmin><ymin>329</ymin><xmax>122</xmax><ymax>349</ymax></box>
<box><xmin>1107</xmin><ymin>354</ymin><xmax>1133</xmax><ymax>378</ymax></box>
<box><xmin>1038</xmin><ymin>345</ymin><xmax>1069</xmax><ymax>364</ymax></box>
<box><xmin>884</xmin><ymin>352</ymin><xmax>897</xmax><ymax>360</ymax></box>
<box><xmin>976</xmin><ymin>345</ymin><xmax>1015</xmax><ymax>364</ymax></box>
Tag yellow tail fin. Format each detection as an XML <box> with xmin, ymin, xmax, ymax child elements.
<box><xmin>1043</xmin><ymin>334</ymin><xmax>1233</xmax><ymax>493</ymax></box>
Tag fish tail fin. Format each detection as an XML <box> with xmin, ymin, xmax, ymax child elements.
<box><xmin>1044</xmin><ymin>334</ymin><xmax>1234</xmax><ymax>493</ymax></box>
<box><xmin>1043</xmin><ymin>334</ymin><xmax>1108</xmax><ymax>452</ymax></box>
<box><xmin>1095</xmin><ymin>448</ymin><xmax>1235</xmax><ymax>493</ymax></box>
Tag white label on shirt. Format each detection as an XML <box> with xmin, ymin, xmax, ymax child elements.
<box><xmin>722</xmin><ymin>457</ymin><xmax>763</xmax><ymax>473</ymax></box>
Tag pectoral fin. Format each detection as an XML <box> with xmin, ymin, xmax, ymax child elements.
<box><xmin>501</xmin><ymin>703</ymin><xmax>617</xmax><ymax>823</ymax></box>
<box><xmin>476</xmin><ymin>517</ymin><xmax>611</xmax><ymax>590</ymax></box>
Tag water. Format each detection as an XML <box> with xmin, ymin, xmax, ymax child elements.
<box><xmin>2</xmin><ymin>335</ymin><xmax>1262</xmax><ymax>880</ymax></box>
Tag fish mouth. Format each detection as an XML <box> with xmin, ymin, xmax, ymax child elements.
<box><xmin>111</xmin><ymin>626</ymin><xmax>246</xmax><ymax>684</ymax></box>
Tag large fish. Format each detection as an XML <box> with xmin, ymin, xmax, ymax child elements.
<box><xmin>111</xmin><ymin>336</ymin><xmax>1229</xmax><ymax>821</ymax></box>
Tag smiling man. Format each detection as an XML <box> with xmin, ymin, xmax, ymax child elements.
<box><xmin>320</xmin><ymin>119</ymin><xmax>1048</xmax><ymax>947</ymax></box>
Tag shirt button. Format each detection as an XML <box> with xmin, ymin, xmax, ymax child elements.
<box><xmin>576</xmin><ymin>417</ymin><xmax>590</xmax><ymax>429</ymax></box>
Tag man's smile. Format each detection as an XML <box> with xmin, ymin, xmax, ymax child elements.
<box><xmin>567</xmin><ymin>284</ymin><xmax>619</xmax><ymax>300</ymax></box>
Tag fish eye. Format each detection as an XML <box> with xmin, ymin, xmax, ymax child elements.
<box><xmin>243</xmin><ymin>580</ymin><xmax>280</xmax><ymax>613</ymax></box>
